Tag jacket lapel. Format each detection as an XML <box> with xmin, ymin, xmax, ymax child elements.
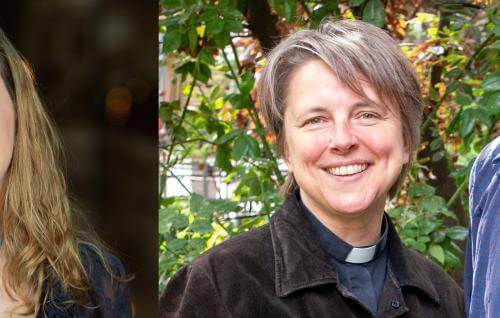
<box><xmin>270</xmin><ymin>194</ymin><xmax>338</xmax><ymax>297</ymax></box>
<box><xmin>270</xmin><ymin>193</ymin><xmax>440</xmax><ymax>306</ymax></box>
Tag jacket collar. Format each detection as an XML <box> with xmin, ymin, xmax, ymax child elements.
<box><xmin>270</xmin><ymin>193</ymin><xmax>440</xmax><ymax>304</ymax></box>
<box><xmin>302</xmin><ymin>196</ymin><xmax>388</xmax><ymax>264</ymax></box>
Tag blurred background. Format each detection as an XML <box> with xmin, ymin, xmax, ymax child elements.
<box><xmin>1</xmin><ymin>1</ymin><xmax>157</xmax><ymax>316</ymax></box>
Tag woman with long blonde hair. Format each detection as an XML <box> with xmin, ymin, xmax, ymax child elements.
<box><xmin>0</xmin><ymin>27</ymin><xmax>131</xmax><ymax>317</ymax></box>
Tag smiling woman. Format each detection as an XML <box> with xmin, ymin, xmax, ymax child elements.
<box><xmin>161</xmin><ymin>20</ymin><xmax>464</xmax><ymax>318</ymax></box>
<box><xmin>283</xmin><ymin>59</ymin><xmax>410</xmax><ymax>246</ymax></box>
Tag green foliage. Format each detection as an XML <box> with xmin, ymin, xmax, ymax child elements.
<box><xmin>389</xmin><ymin>183</ymin><xmax>467</xmax><ymax>268</ymax></box>
<box><xmin>362</xmin><ymin>0</ymin><xmax>386</xmax><ymax>28</ymax></box>
<box><xmin>160</xmin><ymin>0</ymin><xmax>499</xmax><ymax>294</ymax></box>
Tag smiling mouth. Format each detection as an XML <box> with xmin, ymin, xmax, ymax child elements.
<box><xmin>325</xmin><ymin>164</ymin><xmax>369</xmax><ymax>176</ymax></box>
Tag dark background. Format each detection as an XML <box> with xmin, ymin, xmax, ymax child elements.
<box><xmin>1</xmin><ymin>1</ymin><xmax>157</xmax><ymax>316</ymax></box>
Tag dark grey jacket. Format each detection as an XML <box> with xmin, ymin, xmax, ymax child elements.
<box><xmin>161</xmin><ymin>194</ymin><xmax>464</xmax><ymax>318</ymax></box>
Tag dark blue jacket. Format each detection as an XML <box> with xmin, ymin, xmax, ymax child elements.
<box><xmin>464</xmin><ymin>137</ymin><xmax>500</xmax><ymax>317</ymax></box>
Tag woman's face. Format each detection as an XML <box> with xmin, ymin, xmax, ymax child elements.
<box><xmin>0</xmin><ymin>76</ymin><xmax>15</xmax><ymax>189</ymax></box>
<box><xmin>283</xmin><ymin>60</ymin><xmax>409</xmax><ymax>220</ymax></box>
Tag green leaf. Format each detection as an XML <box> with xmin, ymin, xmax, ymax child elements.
<box><xmin>206</xmin><ymin>17</ymin><xmax>225</xmax><ymax>37</ymax></box>
<box><xmin>220</xmin><ymin>7</ymin><xmax>244</xmax><ymax>19</ymax></box>
<box><xmin>190</xmin><ymin>219</ymin><xmax>213</xmax><ymax>234</ymax></box>
<box><xmin>173</xmin><ymin>126</ymin><xmax>188</xmax><ymax>141</ymax></box>
<box><xmin>171</xmin><ymin>214</ymin><xmax>189</xmax><ymax>229</ymax></box>
<box><xmin>162</xmin><ymin>0</ymin><xmax>181</xmax><ymax>9</ymax></box>
<box><xmin>414</xmin><ymin>241</ymin><xmax>427</xmax><ymax>253</ymax></box>
<box><xmin>429</xmin><ymin>87</ymin><xmax>439</xmax><ymax>101</ymax></box>
<box><xmin>449</xmin><ymin>20</ymin><xmax>462</xmax><ymax>31</ymax></box>
<box><xmin>494</xmin><ymin>23</ymin><xmax>500</xmax><ymax>36</ymax></box>
<box><xmin>446</xmin><ymin>81</ymin><xmax>459</xmax><ymax>94</ymax></box>
<box><xmin>215</xmin><ymin>145</ymin><xmax>232</xmax><ymax>172</ymax></box>
<box><xmin>238</xmin><ymin>216</ymin><xmax>264</xmax><ymax>231</ymax></box>
<box><xmin>159</xmin><ymin>207</ymin><xmax>176</xmax><ymax>233</ymax></box>
<box><xmin>432</xmin><ymin>150</ymin><xmax>445</xmax><ymax>162</ymax></box>
<box><xmin>432</xmin><ymin>231</ymin><xmax>446</xmax><ymax>244</ymax></box>
<box><xmin>271</xmin><ymin>0</ymin><xmax>286</xmax><ymax>20</ymax></box>
<box><xmin>349</xmin><ymin>0</ymin><xmax>365</xmax><ymax>6</ymax></box>
<box><xmin>199</xmin><ymin>48</ymin><xmax>215</xmax><ymax>65</ymax></box>
<box><xmin>409</xmin><ymin>183</ymin><xmax>435</xmax><ymax>198</ymax></box>
<box><xmin>445</xmin><ymin>68</ymin><xmax>461</xmax><ymax>78</ymax></box>
<box><xmin>168</xmin><ymin>238</ymin><xmax>188</xmax><ymax>251</ymax></box>
<box><xmin>429</xmin><ymin>245</ymin><xmax>445</xmax><ymax>264</ymax></box>
<box><xmin>446</xmin><ymin>226</ymin><xmax>468</xmax><ymax>240</ymax></box>
<box><xmin>417</xmin><ymin>236</ymin><xmax>431</xmax><ymax>243</ymax></box>
<box><xmin>477</xmin><ymin>60</ymin><xmax>492</xmax><ymax>75</ymax></box>
<box><xmin>484</xmin><ymin>92</ymin><xmax>500</xmax><ymax>115</ymax></box>
<box><xmin>188</xmin><ymin>27</ymin><xmax>198</xmax><ymax>53</ymax></box>
<box><xmin>225</xmin><ymin>19</ymin><xmax>244</xmax><ymax>33</ymax></box>
<box><xmin>362</xmin><ymin>0</ymin><xmax>386</xmax><ymax>28</ymax></box>
<box><xmin>446</xmin><ymin>109</ymin><xmax>461</xmax><ymax>134</ymax></box>
<box><xmin>444</xmin><ymin>250</ymin><xmax>461</xmax><ymax>269</ymax></box>
<box><xmin>210</xmin><ymin>199</ymin><xmax>239</xmax><ymax>213</ymax></box>
<box><xmin>419</xmin><ymin>221</ymin><xmax>439</xmax><ymax>235</ymax></box>
<box><xmin>189</xmin><ymin>237</ymin><xmax>206</xmax><ymax>251</ymax></box>
<box><xmin>190</xmin><ymin>194</ymin><xmax>204</xmax><ymax>213</ymax></box>
<box><xmin>473</xmin><ymin>108</ymin><xmax>491</xmax><ymax>126</ymax></box>
<box><xmin>430</xmin><ymin>138</ymin><xmax>442</xmax><ymax>151</ymax></box>
<box><xmin>245</xmin><ymin>135</ymin><xmax>261</xmax><ymax>158</ymax></box>
<box><xmin>400</xmin><ymin>227</ymin><xmax>417</xmax><ymax>238</ymax></box>
<box><xmin>456</xmin><ymin>90</ymin><xmax>472</xmax><ymax>106</ymax></box>
<box><xmin>214</xmin><ymin>32</ymin><xmax>231</xmax><ymax>47</ymax></box>
<box><xmin>163</xmin><ymin>29</ymin><xmax>183</xmax><ymax>53</ymax></box>
<box><xmin>245</xmin><ymin>171</ymin><xmax>261</xmax><ymax>195</ymax></box>
<box><xmin>197</xmin><ymin>63</ymin><xmax>212</xmax><ymax>83</ymax></box>
<box><xmin>459</xmin><ymin>109</ymin><xmax>476</xmax><ymax>138</ymax></box>
<box><xmin>283</xmin><ymin>0</ymin><xmax>296</xmax><ymax>22</ymax></box>
<box><xmin>217</xmin><ymin>129</ymin><xmax>242</xmax><ymax>145</ymax></box>
<box><xmin>422</xmin><ymin>195</ymin><xmax>446</xmax><ymax>213</ymax></box>
<box><xmin>232</xmin><ymin>135</ymin><xmax>248</xmax><ymax>161</ymax></box>
<box><xmin>240</xmin><ymin>71</ymin><xmax>256</xmax><ymax>96</ymax></box>
<box><xmin>482</xmin><ymin>72</ymin><xmax>500</xmax><ymax>91</ymax></box>
<box><xmin>162</xmin><ymin>100</ymin><xmax>180</xmax><ymax>117</ymax></box>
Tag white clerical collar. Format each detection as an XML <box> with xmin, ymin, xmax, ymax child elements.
<box><xmin>300</xmin><ymin>192</ymin><xmax>388</xmax><ymax>264</ymax></box>
<box><xmin>345</xmin><ymin>244</ymin><xmax>378</xmax><ymax>264</ymax></box>
<box><xmin>344</xmin><ymin>216</ymin><xmax>388</xmax><ymax>264</ymax></box>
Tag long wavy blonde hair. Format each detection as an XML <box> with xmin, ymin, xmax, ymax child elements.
<box><xmin>0</xmin><ymin>28</ymin><xmax>108</xmax><ymax>315</ymax></box>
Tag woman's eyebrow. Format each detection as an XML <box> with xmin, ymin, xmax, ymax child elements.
<box><xmin>293</xmin><ymin>101</ymin><xmax>386</xmax><ymax>120</ymax></box>
<box><xmin>353</xmin><ymin>100</ymin><xmax>389</xmax><ymax>113</ymax></box>
<box><xmin>293</xmin><ymin>105</ymin><xmax>328</xmax><ymax>117</ymax></box>
<box><xmin>352</xmin><ymin>101</ymin><xmax>376</xmax><ymax>108</ymax></box>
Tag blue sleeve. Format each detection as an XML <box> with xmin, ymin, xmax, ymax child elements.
<box><xmin>465</xmin><ymin>137</ymin><xmax>500</xmax><ymax>318</ymax></box>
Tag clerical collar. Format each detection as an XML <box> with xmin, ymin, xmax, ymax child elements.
<box><xmin>298</xmin><ymin>195</ymin><xmax>388</xmax><ymax>264</ymax></box>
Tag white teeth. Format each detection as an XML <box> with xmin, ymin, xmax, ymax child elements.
<box><xmin>327</xmin><ymin>164</ymin><xmax>368</xmax><ymax>176</ymax></box>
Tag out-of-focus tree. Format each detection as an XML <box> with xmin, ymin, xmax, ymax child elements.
<box><xmin>159</xmin><ymin>0</ymin><xmax>499</xmax><ymax>294</ymax></box>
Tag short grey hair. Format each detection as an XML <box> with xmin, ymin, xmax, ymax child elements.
<box><xmin>257</xmin><ymin>19</ymin><xmax>422</xmax><ymax>198</ymax></box>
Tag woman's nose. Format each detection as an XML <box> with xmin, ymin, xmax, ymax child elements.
<box><xmin>328</xmin><ymin>122</ymin><xmax>357</xmax><ymax>154</ymax></box>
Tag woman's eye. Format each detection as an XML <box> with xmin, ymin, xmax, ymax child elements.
<box><xmin>360</xmin><ymin>112</ymin><xmax>377</xmax><ymax>120</ymax></box>
<box><xmin>304</xmin><ymin>117</ymin><xmax>325</xmax><ymax>125</ymax></box>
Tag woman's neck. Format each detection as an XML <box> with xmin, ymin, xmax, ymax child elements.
<box><xmin>302</xmin><ymin>196</ymin><xmax>386</xmax><ymax>247</ymax></box>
